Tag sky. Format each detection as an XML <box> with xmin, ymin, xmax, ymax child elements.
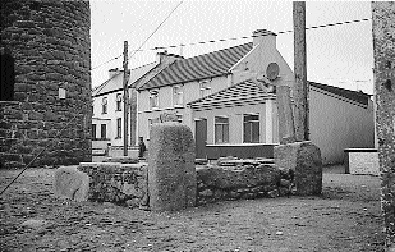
<box><xmin>90</xmin><ymin>0</ymin><xmax>374</xmax><ymax>95</ymax></box>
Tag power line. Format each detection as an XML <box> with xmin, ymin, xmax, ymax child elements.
<box><xmin>127</xmin><ymin>17</ymin><xmax>372</xmax><ymax>53</ymax></box>
<box><xmin>127</xmin><ymin>1</ymin><xmax>184</xmax><ymax>61</ymax></box>
<box><xmin>92</xmin><ymin>1</ymin><xmax>184</xmax><ymax>93</ymax></box>
<box><xmin>91</xmin><ymin>17</ymin><xmax>370</xmax><ymax>72</ymax></box>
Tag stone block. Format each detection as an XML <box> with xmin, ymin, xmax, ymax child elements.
<box><xmin>54</xmin><ymin>165</ymin><xmax>88</xmax><ymax>202</ymax></box>
<box><xmin>274</xmin><ymin>141</ymin><xmax>322</xmax><ymax>196</ymax></box>
<box><xmin>148</xmin><ymin>123</ymin><xmax>197</xmax><ymax>212</ymax></box>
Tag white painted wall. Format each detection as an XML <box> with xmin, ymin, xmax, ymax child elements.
<box><xmin>309</xmin><ymin>87</ymin><xmax>375</xmax><ymax>165</ymax></box>
<box><xmin>137</xmin><ymin>76</ymin><xmax>229</xmax><ymax>141</ymax></box>
<box><xmin>92</xmin><ymin>89</ymin><xmax>132</xmax><ymax>147</ymax></box>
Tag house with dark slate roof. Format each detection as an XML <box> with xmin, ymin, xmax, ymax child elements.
<box><xmin>135</xmin><ymin>29</ymin><xmax>375</xmax><ymax>165</ymax></box>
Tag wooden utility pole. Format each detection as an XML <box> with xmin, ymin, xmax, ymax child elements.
<box><xmin>293</xmin><ymin>1</ymin><xmax>309</xmax><ymax>142</ymax></box>
<box><xmin>123</xmin><ymin>41</ymin><xmax>129</xmax><ymax>156</ymax></box>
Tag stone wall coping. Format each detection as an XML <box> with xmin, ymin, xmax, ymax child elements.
<box><xmin>344</xmin><ymin>148</ymin><xmax>378</xmax><ymax>152</ymax></box>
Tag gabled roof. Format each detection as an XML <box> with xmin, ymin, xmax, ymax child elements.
<box><xmin>93</xmin><ymin>62</ymin><xmax>157</xmax><ymax>97</ymax></box>
<box><xmin>188</xmin><ymin>80</ymin><xmax>276</xmax><ymax>110</ymax></box>
<box><xmin>137</xmin><ymin>42</ymin><xmax>253</xmax><ymax>91</ymax></box>
<box><xmin>188</xmin><ymin>80</ymin><xmax>370</xmax><ymax>110</ymax></box>
<box><xmin>309</xmin><ymin>82</ymin><xmax>369</xmax><ymax>106</ymax></box>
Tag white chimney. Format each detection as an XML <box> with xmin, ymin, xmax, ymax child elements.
<box><xmin>109</xmin><ymin>68</ymin><xmax>123</xmax><ymax>79</ymax></box>
<box><xmin>155</xmin><ymin>50</ymin><xmax>184</xmax><ymax>64</ymax></box>
<box><xmin>252</xmin><ymin>29</ymin><xmax>277</xmax><ymax>49</ymax></box>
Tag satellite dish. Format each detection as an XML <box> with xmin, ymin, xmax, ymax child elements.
<box><xmin>266</xmin><ymin>63</ymin><xmax>280</xmax><ymax>81</ymax></box>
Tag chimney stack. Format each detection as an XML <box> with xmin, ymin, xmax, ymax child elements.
<box><xmin>109</xmin><ymin>68</ymin><xmax>123</xmax><ymax>79</ymax></box>
<box><xmin>155</xmin><ymin>49</ymin><xmax>184</xmax><ymax>64</ymax></box>
<box><xmin>252</xmin><ymin>29</ymin><xmax>277</xmax><ymax>49</ymax></box>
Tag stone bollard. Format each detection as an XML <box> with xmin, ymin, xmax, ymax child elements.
<box><xmin>274</xmin><ymin>141</ymin><xmax>322</xmax><ymax>196</ymax></box>
<box><xmin>54</xmin><ymin>166</ymin><xmax>89</xmax><ymax>202</ymax></box>
<box><xmin>148</xmin><ymin>122</ymin><xmax>197</xmax><ymax>212</ymax></box>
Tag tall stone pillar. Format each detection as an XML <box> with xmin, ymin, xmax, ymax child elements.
<box><xmin>371</xmin><ymin>1</ymin><xmax>395</xmax><ymax>250</ymax></box>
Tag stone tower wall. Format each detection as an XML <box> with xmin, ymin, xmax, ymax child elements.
<box><xmin>0</xmin><ymin>0</ymin><xmax>92</xmax><ymax>168</ymax></box>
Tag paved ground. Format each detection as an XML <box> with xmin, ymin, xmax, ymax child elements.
<box><xmin>0</xmin><ymin>167</ymin><xmax>386</xmax><ymax>252</ymax></box>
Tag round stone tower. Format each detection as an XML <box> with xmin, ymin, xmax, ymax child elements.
<box><xmin>0</xmin><ymin>0</ymin><xmax>92</xmax><ymax>168</ymax></box>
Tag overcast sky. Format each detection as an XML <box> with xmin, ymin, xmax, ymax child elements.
<box><xmin>90</xmin><ymin>0</ymin><xmax>373</xmax><ymax>95</ymax></box>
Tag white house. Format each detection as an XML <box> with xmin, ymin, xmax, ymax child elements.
<box><xmin>136</xmin><ymin>29</ymin><xmax>375</xmax><ymax>165</ymax></box>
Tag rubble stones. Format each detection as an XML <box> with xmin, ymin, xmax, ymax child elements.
<box><xmin>54</xmin><ymin>166</ymin><xmax>89</xmax><ymax>202</ymax></box>
<box><xmin>77</xmin><ymin>163</ymin><xmax>149</xmax><ymax>208</ymax></box>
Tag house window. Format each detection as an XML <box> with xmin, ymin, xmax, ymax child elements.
<box><xmin>92</xmin><ymin>98</ymin><xmax>95</xmax><ymax>116</ymax></box>
<box><xmin>215</xmin><ymin>116</ymin><xmax>229</xmax><ymax>143</ymax></box>
<box><xmin>0</xmin><ymin>52</ymin><xmax>15</xmax><ymax>101</ymax></box>
<box><xmin>243</xmin><ymin>114</ymin><xmax>259</xmax><ymax>143</ymax></box>
<box><xmin>102</xmin><ymin>97</ymin><xmax>107</xmax><ymax>114</ymax></box>
<box><xmin>150</xmin><ymin>90</ymin><xmax>159</xmax><ymax>109</ymax></box>
<box><xmin>116</xmin><ymin>93</ymin><xmax>122</xmax><ymax>111</ymax></box>
<box><xmin>101</xmin><ymin>124</ymin><xmax>106</xmax><ymax>139</ymax></box>
<box><xmin>116</xmin><ymin>118</ymin><xmax>121</xmax><ymax>138</ymax></box>
<box><xmin>173</xmin><ymin>85</ymin><xmax>183</xmax><ymax>106</ymax></box>
<box><xmin>199</xmin><ymin>81</ymin><xmax>211</xmax><ymax>98</ymax></box>
<box><xmin>92</xmin><ymin>124</ymin><xmax>96</xmax><ymax>139</ymax></box>
<box><xmin>176</xmin><ymin>114</ymin><xmax>183</xmax><ymax>123</ymax></box>
<box><xmin>148</xmin><ymin>119</ymin><xmax>152</xmax><ymax>138</ymax></box>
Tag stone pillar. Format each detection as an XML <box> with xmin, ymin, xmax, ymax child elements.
<box><xmin>147</xmin><ymin>123</ymin><xmax>197</xmax><ymax>212</ymax></box>
<box><xmin>274</xmin><ymin>141</ymin><xmax>322</xmax><ymax>196</ymax></box>
<box><xmin>371</xmin><ymin>1</ymin><xmax>395</xmax><ymax>250</ymax></box>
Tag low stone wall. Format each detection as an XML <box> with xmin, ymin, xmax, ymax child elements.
<box><xmin>196</xmin><ymin>164</ymin><xmax>281</xmax><ymax>205</ymax></box>
<box><xmin>344</xmin><ymin>148</ymin><xmax>379</xmax><ymax>175</ymax></box>
<box><xmin>77</xmin><ymin>162</ymin><xmax>149</xmax><ymax>208</ymax></box>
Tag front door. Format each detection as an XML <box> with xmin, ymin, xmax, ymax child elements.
<box><xmin>195</xmin><ymin>119</ymin><xmax>207</xmax><ymax>159</ymax></box>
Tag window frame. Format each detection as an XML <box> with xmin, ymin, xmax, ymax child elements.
<box><xmin>214</xmin><ymin>116</ymin><xmax>229</xmax><ymax>144</ymax></box>
<box><xmin>173</xmin><ymin>85</ymin><xmax>184</xmax><ymax>107</ymax></box>
<box><xmin>92</xmin><ymin>124</ymin><xmax>96</xmax><ymax>139</ymax></box>
<box><xmin>199</xmin><ymin>81</ymin><xmax>212</xmax><ymax>98</ymax></box>
<box><xmin>116</xmin><ymin>93</ymin><xmax>122</xmax><ymax>111</ymax></box>
<box><xmin>150</xmin><ymin>90</ymin><xmax>159</xmax><ymax>109</ymax></box>
<box><xmin>101</xmin><ymin>97</ymin><xmax>107</xmax><ymax>114</ymax></box>
<box><xmin>116</xmin><ymin>118</ymin><xmax>122</xmax><ymax>139</ymax></box>
<box><xmin>0</xmin><ymin>52</ymin><xmax>15</xmax><ymax>101</ymax></box>
<box><xmin>100</xmin><ymin>124</ymin><xmax>106</xmax><ymax>139</ymax></box>
<box><xmin>243</xmin><ymin>114</ymin><xmax>259</xmax><ymax>143</ymax></box>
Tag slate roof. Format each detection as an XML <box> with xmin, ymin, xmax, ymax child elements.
<box><xmin>137</xmin><ymin>42</ymin><xmax>253</xmax><ymax>91</ymax></box>
<box><xmin>309</xmin><ymin>82</ymin><xmax>369</xmax><ymax>106</ymax></box>
<box><xmin>188</xmin><ymin>80</ymin><xmax>275</xmax><ymax>110</ymax></box>
<box><xmin>188</xmin><ymin>80</ymin><xmax>370</xmax><ymax>109</ymax></box>
<box><xmin>93</xmin><ymin>62</ymin><xmax>158</xmax><ymax>97</ymax></box>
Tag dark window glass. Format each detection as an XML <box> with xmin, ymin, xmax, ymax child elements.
<box><xmin>101</xmin><ymin>124</ymin><xmax>106</xmax><ymax>139</ymax></box>
<box><xmin>0</xmin><ymin>53</ymin><xmax>15</xmax><ymax>101</ymax></box>
<box><xmin>92</xmin><ymin>124</ymin><xmax>96</xmax><ymax>139</ymax></box>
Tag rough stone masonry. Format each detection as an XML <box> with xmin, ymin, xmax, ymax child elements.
<box><xmin>0</xmin><ymin>0</ymin><xmax>92</xmax><ymax>169</ymax></box>
<box><xmin>372</xmin><ymin>1</ymin><xmax>395</xmax><ymax>249</ymax></box>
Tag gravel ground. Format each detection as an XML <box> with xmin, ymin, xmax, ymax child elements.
<box><xmin>0</xmin><ymin>168</ymin><xmax>386</xmax><ymax>252</ymax></box>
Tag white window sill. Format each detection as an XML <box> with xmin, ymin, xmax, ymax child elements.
<box><xmin>206</xmin><ymin>143</ymin><xmax>280</xmax><ymax>147</ymax></box>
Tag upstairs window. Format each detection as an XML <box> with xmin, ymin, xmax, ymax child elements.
<box><xmin>243</xmin><ymin>114</ymin><xmax>259</xmax><ymax>143</ymax></box>
<box><xmin>215</xmin><ymin>116</ymin><xmax>229</xmax><ymax>143</ymax></box>
<box><xmin>199</xmin><ymin>81</ymin><xmax>211</xmax><ymax>98</ymax></box>
<box><xmin>116</xmin><ymin>93</ymin><xmax>122</xmax><ymax>111</ymax></box>
<box><xmin>0</xmin><ymin>53</ymin><xmax>15</xmax><ymax>101</ymax></box>
<box><xmin>102</xmin><ymin>97</ymin><xmax>107</xmax><ymax>114</ymax></box>
<box><xmin>173</xmin><ymin>85</ymin><xmax>183</xmax><ymax>107</ymax></box>
<box><xmin>176</xmin><ymin>114</ymin><xmax>183</xmax><ymax>123</ymax></box>
<box><xmin>150</xmin><ymin>90</ymin><xmax>159</xmax><ymax>109</ymax></box>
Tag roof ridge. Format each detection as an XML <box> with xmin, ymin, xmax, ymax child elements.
<box><xmin>183</xmin><ymin>41</ymin><xmax>252</xmax><ymax>61</ymax></box>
